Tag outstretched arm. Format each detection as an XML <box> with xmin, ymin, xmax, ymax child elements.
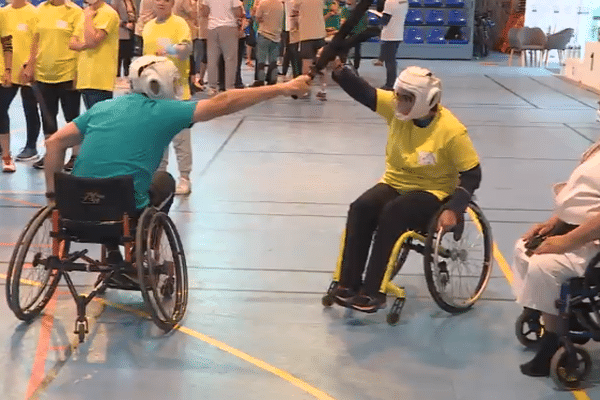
<box><xmin>331</xmin><ymin>62</ymin><xmax>377</xmax><ymax>111</ymax></box>
<box><xmin>193</xmin><ymin>75</ymin><xmax>311</xmax><ymax>122</ymax></box>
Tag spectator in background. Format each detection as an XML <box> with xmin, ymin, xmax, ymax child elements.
<box><xmin>0</xmin><ymin>0</ymin><xmax>40</xmax><ymax>171</ymax></box>
<box><xmin>143</xmin><ymin>0</ymin><xmax>194</xmax><ymax>195</ymax></box>
<box><xmin>292</xmin><ymin>0</ymin><xmax>327</xmax><ymax>100</ymax></box>
<box><xmin>324</xmin><ymin>0</ymin><xmax>339</xmax><ymax>38</ymax></box>
<box><xmin>252</xmin><ymin>0</ymin><xmax>284</xmax><ymax>86</ymax></box>
<box><xmin>21</xmin><ymin>0</ymin><xmax>83</xmax><ymax>170</ymax></box>
<box><xmin>281</xmin><ymin>0</ymin><xmax>301</xmax><ymax>79</ymax></box>
<box><xmin>111</xmin><ymin>0</ymin><xmax>136</xmax><ymax>85</ymax></box>
<box><xmin>201</xmin><ymin>0</ymin><xmax>243</xmax><ymax>95</ymax></box>
<box><xmin>193</xmin><ymin>0</ymin><xmax>208</xmax><ymax>90</ymax></box>
<box><xmin>379</xmin><ymin>0</ymin><xmax>408</xmax><ymax>90</ymax></box>
<box><xmin>339</xmin><ymin>0</ymin><xmax>368</xmax><ymax>72</ymax></box>
<box><xmin>174</xmin><ymin>0</ymin><xmax>199</xmax><ymax>91</ymax></box>
<box><xmin>134</xmin><ymin>0</ymin><xmax>155</xmax><ymax>56</ymax></box>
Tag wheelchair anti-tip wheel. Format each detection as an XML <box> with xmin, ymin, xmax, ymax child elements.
<box><xmin>550</xmin><ymin>345</ymin><xmax>592</xmax><ymax>390</ymax></box>
<box><xmin>515</xmin><ymin>308</ymin><xmax>544</xmax><ymax>349</ymax></box>
<box><xmin>136</xmin><ymin>208</ymin><xmax>188</xmax><ymax>332</ymax></box>
<box><xmin>424</xmin><ymin>202</ymin><xmax>492</xmax><ymax>314</ymax></box>
<box><xmin>6</xmin><ymin>206</ymin><xmax>63</xmax><ymax>321</ymax></box>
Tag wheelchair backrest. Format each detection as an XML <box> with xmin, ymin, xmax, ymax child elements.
<box><xmin>54</xmin><ymin>173</ymin><xmax>137</xmax><ymax>221</ymax></box>
<box><xmin>54</xmin><ymin>173</ymin><xmax>137</xmax><ymax>243</ymax></box>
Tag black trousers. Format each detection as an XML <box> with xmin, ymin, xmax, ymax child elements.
<box><xmin>0</xmin><ymin>85</ymin><xmax>40</xmax><ymax>149</ymax></box>
<box><xmin>339</xmin><ymin>183</ymin><xmax>443</xmax><ymax>295</ymax></box>
<box><xmin>380</xmin><ymin>40</ymin><xmax>401</xmax><ymax>88</ymax></box>
<box><xmin>35</xmin><ymin>81</ymin><xmax>80</xmax><ymax>137</ymax></box>
<box><xmin>118</xmin><ymin>38</ymin><xmax>134</xmax><ymax>77</ymax></box>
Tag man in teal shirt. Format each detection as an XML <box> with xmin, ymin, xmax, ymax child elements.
<box><xmin>44</xmin><ymin>56</ymin><xmax>311</xmax><ymax>211</ymax></box>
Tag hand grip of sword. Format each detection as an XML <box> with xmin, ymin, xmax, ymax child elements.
<box><xmin>291</xmin><ymin>0</ymin><xmax>377</xmax><ymax>99</ymax></box>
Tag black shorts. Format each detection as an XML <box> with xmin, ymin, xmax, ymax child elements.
<box><xmin>299</xmin><ymin>38</ymin><xmax>326</xmax><ymax>60</ymax></box>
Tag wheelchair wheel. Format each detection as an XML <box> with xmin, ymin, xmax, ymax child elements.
<box><xmin>7</xmin><ymin>206</ymin><xmax>62</xmax><ymax>321</ymax></box>
<box><xmin>5</xmin><ymin>206</ymin><xmax>48</xmax><ymax>310</ymax></box>
<box><xmin>424</xmin><ymin>202</ymin><xmax>492</xmax><ymax>314</ymax></box>
<box><xmin>515</xmin><ymin>308</ymin><xmax>544</xmax><ymax>349</ymax></box>
<box><xmin>550</xmin><ymin>345</ymin><xmax>592</xmax><ymax>390</ymax></box>
<box><xmin>136</xmin><ymin>208</ymin><xmax>188</xmax><ymax>332</ymax></box>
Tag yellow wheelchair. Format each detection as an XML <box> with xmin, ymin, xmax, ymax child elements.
<box><xmin>5</xmin><ymin>173</ymin><xmax>188</xmax><ymax>342</ymax></box>
<box><xmin>322</xmin><ymin>201</ymin><xmax>493</xmax><ymax>325</ymax></box>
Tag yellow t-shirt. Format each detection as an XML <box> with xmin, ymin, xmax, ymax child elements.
<box><xmin>376</xmin><ymin>89</ymin><xmax>480</xmax><ymax>199</ymax></box>
<box><xmin>1</xmin><ymin>3</ymin><xmax>38</xmax><ymax>85</ymax></box>
<box><xmin>142</xmin><ymin>15</ymin><xmax>191</xmax><ymax>100</ymax></box>
<box><xmin>75</xmin><ymin>3</ymin><xmax>119</xmax><ymax>91</ymax></box>
<box><xmin>35</xmin><ymin>0</ymin><xmax>83</xmax><ymax>83</ymax></box>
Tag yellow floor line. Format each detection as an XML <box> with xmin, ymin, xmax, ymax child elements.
<box><xmin>0</xmin><ymin>272</ymin><xmax>337</xmax><ymax>400</ymax></box>
<box><xmin>492</xmin><ymin>242</ymin><xmax>591</xmax><ymax>400</ymax></box>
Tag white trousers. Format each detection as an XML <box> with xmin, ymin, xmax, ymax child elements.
<box><xmin>158</xmin><ymin>128</ymin><xmax>192</xmax><ymax>179</ymax></box>
<box><xmin>511</xmin><ymin>238</ymin><xmax>599</xmax><ymax>315</ymax></box>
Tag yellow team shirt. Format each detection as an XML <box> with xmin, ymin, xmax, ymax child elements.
<box><xmin>35</xmin><ymin>0</ymin><xmax>83</xmax><ymax>83</ymax></box>
<box><xmin>142</xmin><ymin>15</ymin><xmax>191</xmax><ymax>100</ymax></box>
<box><xmin>376</xmin><ymin>89</ymin><xmax>480</xmax><ymax>199</ymax></box>
<box><xmin>75</xmin><ymin>3</ymin><xmax>119</xmax><ymax>91</ymax></box>
<box><xmin>0</xmin><ymin>3</ymin><xmax>38</xmax><ymax>85</ymax></box>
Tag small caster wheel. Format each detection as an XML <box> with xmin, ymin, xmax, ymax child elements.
<box><xmin>76</xmin><ymin>323</ymin><xmax>86</xmax><ymax>343</ymax></box>
<box><xmin>386</xmin><ymin>312</ymin><xmax>399</xmax><ymax>325</ymax></box>
<box><xmin>550</xmin><ymin>345</ymin><xmax>592</xmax><ymax>390</ymax></box>
<box><xmin>515</xmin><ymin>308</ymin><xmax>544</xmax><ymax>349</ymax></box>
<box><xmin>387</xmin><ymin>297</ymin><xmax>405</xmax><ymax>326</ymax></box>
<box><xmin>322</xmin><ymin>294</ymin><xmax>334</xmax><ymax>307</ymax></box>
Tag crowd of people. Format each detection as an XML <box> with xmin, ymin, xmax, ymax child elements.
<box><xmin>0</xmin><ymin>0</ymin><xmax>410</xmax><ymax>178</ymax></box>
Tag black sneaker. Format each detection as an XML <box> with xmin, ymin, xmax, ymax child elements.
<box><xmin>350</xmin><ymin>293</ymin><xmax>387</xmax><ymax>313</ymax></box>
<box><xmin>64</xmin><ymin>155</ymin><xmax>76</xmax><ymax>172</ymax></box>
<box><xmin>32</xmin><ymin>156</ymin><xmax>44</xmax><ymax>169</ymax></box>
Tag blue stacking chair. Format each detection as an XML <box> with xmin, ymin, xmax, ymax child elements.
<box><xmin>405</xmin><ymin>9</ymin><xmax>424</xmax><ymax>26</ymax></box>
<box><xmin>368</xmin><ymin>14</ymin><xmax>381</xmax><ymax>26</ymax></box>
<box><xmin>404</xmin><ymin>28</ymin><xmax>425</xmax><ymax>44</ymax></box>
<box><xmin>426</xmin><ymin>28</ymin><xmax>447</xmax><ymax>44</ymax></box>
<box><xmin>408</xmin><ymin>0</ymin><xmax>421</xmax><ymax>6</ymax></box>
<box><xmin>447</xmin><ymin>10</ymin><xmax>467</xmax><ymax>25</ymax></box>
<box><xmin>423</xmin><ymin>0</ymin><xmax>443</xmax><ymax>7</ymax></box>
<box><xmin>425</xmin><ymin>10</ymin><xmax>445</xmax><ymax>26</ymax></box>
<box><xmin>445</xmin><ymin>0</ymin><xmax>465</xmax><ymax>7</ymax></box>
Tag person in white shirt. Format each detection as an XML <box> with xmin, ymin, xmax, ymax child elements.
<box><xmin>379</xmin><ymin>0</ymin><xmax>408</xmax><ymax>90</ymax></box>
<box><xmin>512</xmin><ymin>133</ymin><xmax>600</xmax><ymax>378</ymax></box>
<box><xmin>200</xmin><ymin>0</ymin><xmax>243</xmax><ymax>93</ymax></box>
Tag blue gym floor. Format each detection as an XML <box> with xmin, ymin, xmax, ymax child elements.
<box><xmin>1</xmin><ymin>53</ymin><xmax>599</xmax><ymax>400</ymax></box>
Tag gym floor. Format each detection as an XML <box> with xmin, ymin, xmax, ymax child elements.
<box><xmin>1</xmin><ymin>53</ymin><xmax>599</xmax><ymax>400</ymax></box>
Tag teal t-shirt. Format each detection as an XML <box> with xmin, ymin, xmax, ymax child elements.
<box><xmin>72</xmin><ymin>93</ymin><xmax>196</xmax><ymax>209</ymax></box>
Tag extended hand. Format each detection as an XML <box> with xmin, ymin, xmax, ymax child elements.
<box><xmin>283</xmin><ymin>75</ymin><xmax>311</xmax><ymax>97</ymax></box>
<box><xmin>437</xmin><ymin>209</ymin><xmax>458</xmax><ymax>234</ymax></box>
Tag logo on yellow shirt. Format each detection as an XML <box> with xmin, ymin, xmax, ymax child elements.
<box><xmin>418</xmin><ymin>151</ymin><xmax>436</xmax><ymax>166</ymax></box>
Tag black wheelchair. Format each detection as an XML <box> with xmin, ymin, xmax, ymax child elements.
<box><xmin>515</xmin><ymin>253</ymin><xmax>600</xmax><ymax>389</ymax></box>
<box><xmin>322</xmin><ymin>201</ymin><xmax>493</xmax><ymax>324</ymax></box>
<box><xmin>5</xmin><ymin>173</ymin><xmax>188</xmax><ymax>342</ymax></box>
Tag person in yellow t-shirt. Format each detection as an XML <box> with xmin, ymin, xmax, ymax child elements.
<box><xmin>327</xmin><ymin>61</ymin><xmax>482</xmax><ymax>313</ymax></box>
<box><xmin>142</xmin><ymin>0</ymin><xmax>194</xmax><ymax>195</ymax></box>
<box><xmin>21</xmin><ymin>0</ymin><xmax>83</xmax><ymax>170</ymax></box>
<box><xmin>70</xmin><ymin>0</ymin><xmax>119</xmax><ymax>108</ymax></box>
<box><xmin>0</xmin><ymin>7</ymin><xmax>16</xmax><ymax>172</ymax></box>
<box><xmin>0</xmin><ymin>0</ymin><xmax>41</xmax><ymax>168</ymax></box>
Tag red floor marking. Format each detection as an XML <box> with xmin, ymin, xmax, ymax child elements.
<box><xmin>25</xmin><ymin>294</ymin><xmax>58</xmax><ymax>400</ymax></box>
<box><xmin>0</xmin><ymin>195</ymin><xmax>41</xmax><ymax>208</ymax></box>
